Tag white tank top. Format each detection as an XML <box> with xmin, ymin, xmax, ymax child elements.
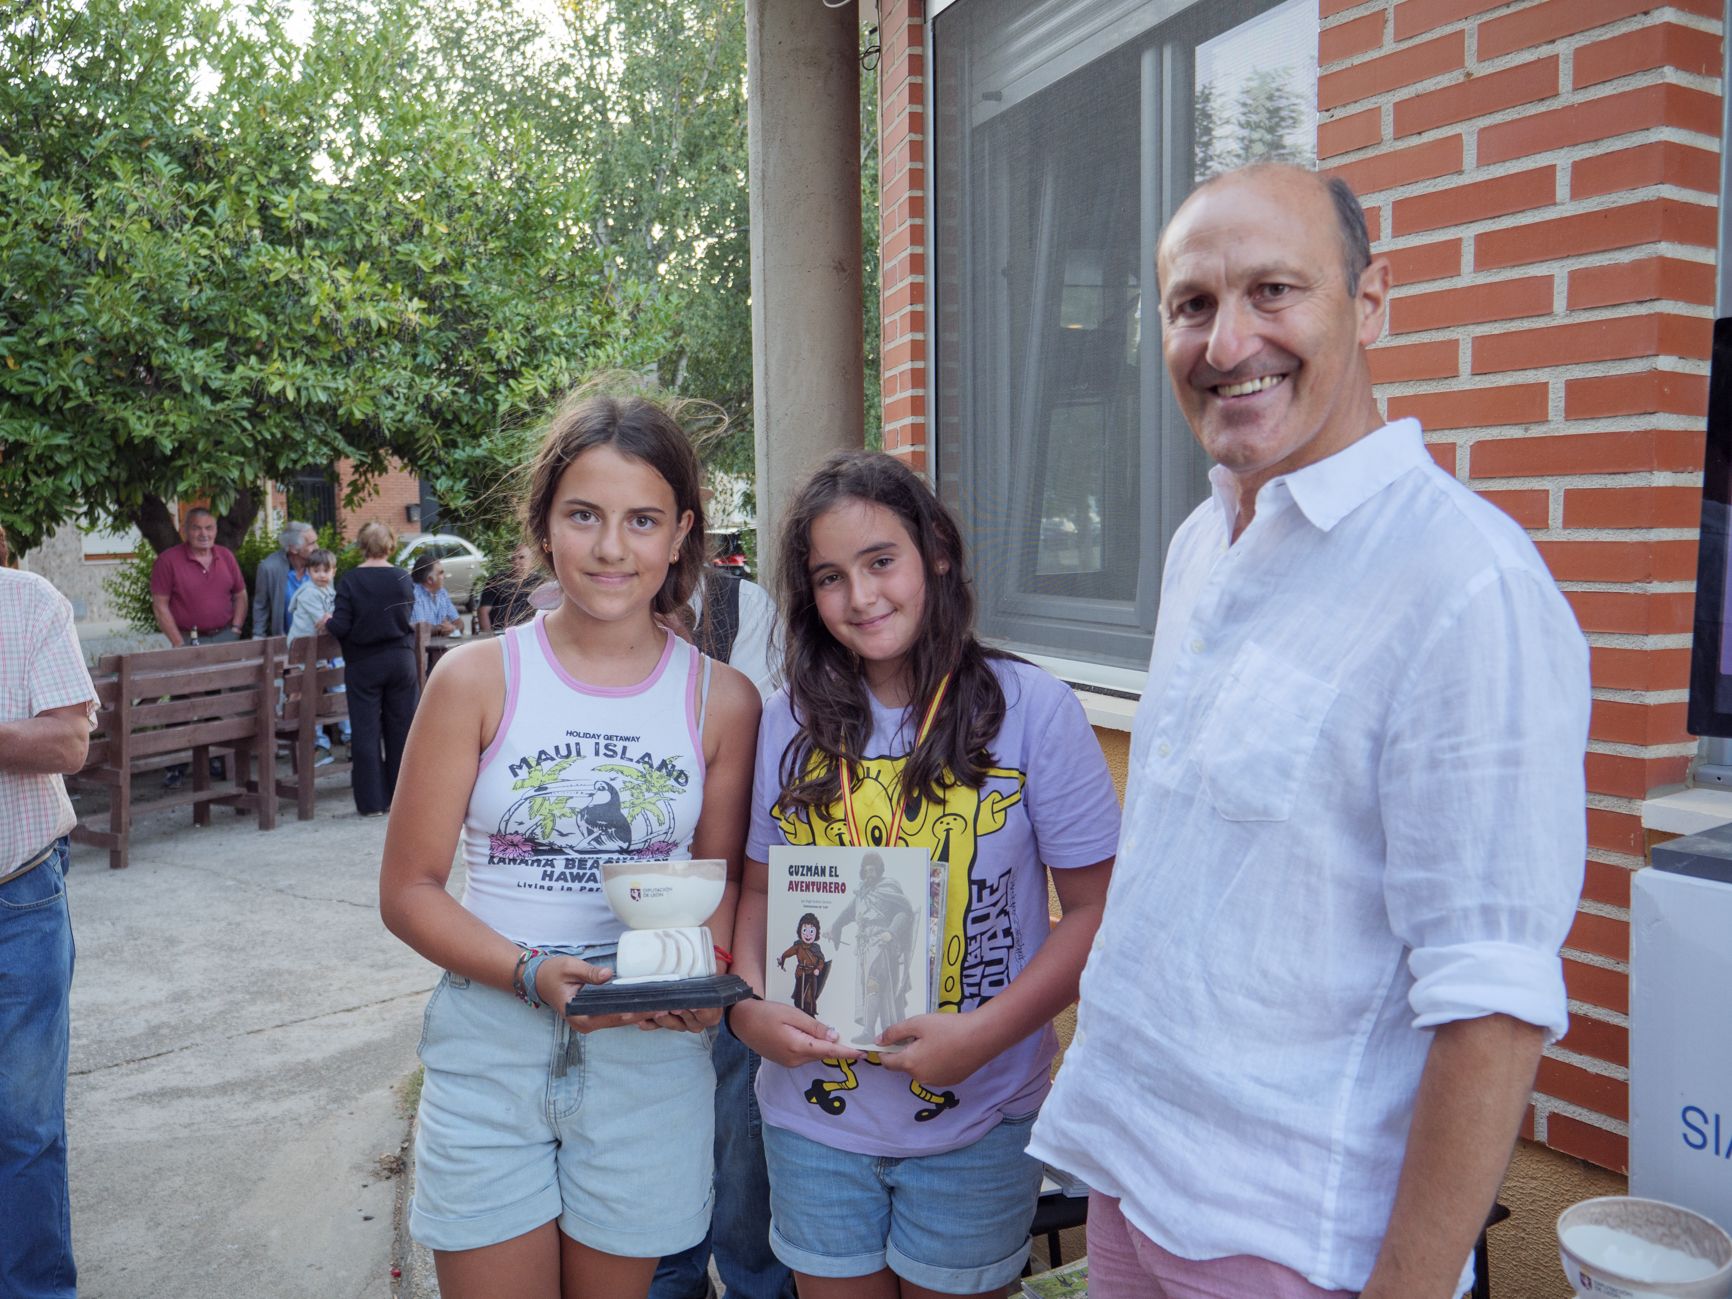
<box><xmin>460</xmin><ymin>615</ymin><xmax>712</xmax><ymax>947</ymax></box>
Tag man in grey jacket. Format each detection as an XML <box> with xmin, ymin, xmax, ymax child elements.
<box><xmin>252</xmin><ymin>521</ymin><xmax>317</xmax><ymax>638</ymax></box>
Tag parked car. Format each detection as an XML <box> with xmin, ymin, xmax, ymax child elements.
<box><xmin>395</xmin><ymin>533</ymin><xmax>487</xmax><ymax>610</ymax></box>
<box><xmin>710</xmin><ymin>530</ymin><xmax>752</xmax><ymax>581</ymax></box>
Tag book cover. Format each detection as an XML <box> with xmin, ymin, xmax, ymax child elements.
<box><xmin>1020</xmin><ymin>1256</ymin><xmax>1088</xmax><ymax>1298</ymax></box>
<box><xmin>766</xmin><ymin>845</ymin><xmax>934</xmax><ymax>1050</ymax></box>
<box><xmin>1040</xmin><ymin>1164</ymin><xmax>1091</xmax><ymax>1198</ymax></box>
<box><xmin>925</xmin><ymin>856</ymin><xmax>949</xmax><ymax>1011</ymax></box>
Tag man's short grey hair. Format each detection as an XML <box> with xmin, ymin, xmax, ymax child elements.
<box><xmin>1326</xmin><ymin>176</ymin><xmax>1372</xmax><ymax>297</ymax></box>
<box><xmin>1168</xmin><ymin>162</ymin><xmax>1374</xmax><ymax>297</ymax></box>
<box><xmin>279</xmin><ymin>521</ymin><xmax>315</xmax><ymax>551</ymax></box>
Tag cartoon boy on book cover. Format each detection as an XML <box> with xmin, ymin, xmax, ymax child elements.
<box><xmin>778</xmin><ymin>911</ymin><xmax>831</xmax><ymax>1017</ymax></box>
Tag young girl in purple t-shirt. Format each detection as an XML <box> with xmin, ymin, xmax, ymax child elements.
<box><xmin>729</xmin><ymin>452</ymin><xmax>1121</xmax><ymax>1298</ymax></box>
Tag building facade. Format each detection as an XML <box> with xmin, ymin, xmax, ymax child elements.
<box><xmin>873</xmin><ymin>0</ymin><xmax>1722</xmax><ymax>1290</ymax></box>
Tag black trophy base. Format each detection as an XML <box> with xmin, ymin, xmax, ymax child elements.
<box><xmin>565</xmin><ymin>973</ymin><xmax>755</xmax><ymax>1017</ymax></box>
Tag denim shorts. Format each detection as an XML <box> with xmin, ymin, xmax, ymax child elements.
<box><xmin>761</xmin><ymin>1112</ymin><xmax>1044</xmax><ymax>1292</ymax></box>
<box><xmin>409</xmin><ymin>960</ymin><xmax>716</xmax><ymax>1257</ymax></box>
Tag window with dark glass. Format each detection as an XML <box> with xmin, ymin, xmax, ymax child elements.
<box><xmin>1683</xmin><ymin>22</ymin><xmax>1732</xmax><ymax>762</ymax></box>
<box><xmin>931</xmin><ymin>0</ymin><xmax>1318</xmax><ymax>678</ymax></box>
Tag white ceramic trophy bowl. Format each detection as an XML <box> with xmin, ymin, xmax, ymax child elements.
<box><xmin>600</xmin><ymin>858</ymin><xmax>727</xmax><ymax>983</ymax></box>
<box><xmin>1558</xmin><ymin>1197</ymin><xmax>1732</xmax><ymax>1299</ymax></box>
<box><xmin>601</xmin><ymin>858</ymin><xmax>726</xmax><ymax>929</ymax></box>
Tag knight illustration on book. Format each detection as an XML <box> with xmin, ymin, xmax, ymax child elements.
<box><xmin>833</xmin><ymin>849</ymin><xmax>915</xmax><ymax>1039</ymax></box>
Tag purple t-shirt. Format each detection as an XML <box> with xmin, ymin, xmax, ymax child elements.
<box><xmin>747</xmin><ymin>657</ymin><xmax>1121</xmax><ymax>1157</ymax></box>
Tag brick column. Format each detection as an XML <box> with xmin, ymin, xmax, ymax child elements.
<box><xmin>1321</xmin><ymin>0</ymin><xmax>1722</xmax><ymax>1172</ymax></box>
<box><xmin>879</xmin><ymin>0</ymin><xmax>929</xmax><ymax>474</ymax></box>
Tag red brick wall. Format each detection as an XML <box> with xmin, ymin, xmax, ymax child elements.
<box><xmin>1324</xmin><ymin>0</ymin><xmax>1721</xmax><ymax>1173</ymax></box>
<box><xmin>336</xmin><ymin>461</ymin><xmax>422</xmax><ymax>544</ymax></box>
<box><xmin>265</xmin><ymin>462</ymin><xmax>421</xmax><ymax>544</ymax></box>
<box><xmin>880</xmin><ymin>0</ymin><xmax>929</xmax><ymax>474</ymax></box>
<box><xmin>883</xmin><ymin>0</ymin><xmax>1723</xmax><ymax>1173</ymax></box>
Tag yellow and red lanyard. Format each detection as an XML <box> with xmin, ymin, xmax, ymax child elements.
<box><xmin>836</xmin><ymin>673</ymin><xmax>951</xmax><ymax>849</ymax></box>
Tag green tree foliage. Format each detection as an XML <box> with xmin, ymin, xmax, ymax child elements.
<box><xmin>1228</xmin><ymin>67</ymin><xmax>1311</xmax><ymax>168</ymax></box>
<box><xmin>560</xmin><ymin>0</ymin><xmax>755</xmax><ymax>473</ymax></box>
<box><xmin>101</xmin><ymin>540</ymin><xmax>162</xmax><ymax>635</ymax></box>
<box><xmin>0</xmin><ymin>0</ymin><xmax>666</xmax><ymax>556</ymax></box>
<box><xmin>559</xmin><ymin>2</ymin><xmax>884</xmax><ymax>474</ymax></box>
<box><xmin>1192</xmin><ymin>82</ymin><xmax>1224</xmax><ymax>181</ymax></box>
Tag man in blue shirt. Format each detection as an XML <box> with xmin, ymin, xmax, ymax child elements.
<box><xmin>410</xmin><ymin>555</ymin><xmax>462</xmax><ymax>635</ymax></box>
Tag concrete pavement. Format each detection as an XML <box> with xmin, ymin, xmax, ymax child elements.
<box><xmin>64</xmin><ymin>787</ymin><xmax>449</xmax><ymax>1299</ymax></box>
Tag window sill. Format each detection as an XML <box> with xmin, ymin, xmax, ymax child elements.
<box><xmin>1003</xmin><ymin>648</ymin><xmax>1146</xmax><ymax>696</ymax></box>
<box><xmin>993</xmin><ymin>647</ymin><xmax>1145</xmax><ymax>732</ymax></box>
<box><xmin>1074</xmin><ymin>689</ymin><xmax>1138</xmax><ymax>732</ymax></box>
<box><xmin>1642</xmin><ymin>786</ymin><xmax>1732</xmax><ymax>838</ymax></box>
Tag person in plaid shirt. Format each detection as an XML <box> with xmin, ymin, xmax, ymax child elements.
<box><xmin>0</xmin><ymin>552</ymin><xmax>96</xmax><ymax>1299</ymax></box>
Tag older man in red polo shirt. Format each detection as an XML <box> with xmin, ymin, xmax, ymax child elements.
<box><xmin>148</xmin><ymin>507</ymin><xmax>248</xmax><ymax>790</ymax></box>
<box><xmin>148</xmin><ymin>507</ymin><xmax>247</xmax><ymax>647</ymax></box>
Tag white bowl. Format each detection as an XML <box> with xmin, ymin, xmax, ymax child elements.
<box><xmin>1558</xmin><ymin>1197</ymin><xmax>1732</xmax><ymax>1299</ymax></box>
<box><xmin>600</xmin><ymin>858</ymin><xmax>726</xmax><ymax>930</ymax></box>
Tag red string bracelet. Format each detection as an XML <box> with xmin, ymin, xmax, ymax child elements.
<box><xmin>713</xmin><ymin>944</ymin><xmax>733</xmax><ymax>966</ymax></box>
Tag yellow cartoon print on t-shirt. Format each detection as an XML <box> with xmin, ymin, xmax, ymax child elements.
<box><xmin>773</xmin><ymin>752</ymin><xmax>1027</xmax><ymax>1122</ymax></box>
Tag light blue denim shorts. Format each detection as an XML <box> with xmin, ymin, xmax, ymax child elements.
<box><xmin>761</xmin><ymin>1112</ymin><xmax>1044</xmax><ymax>1292</ymax></box>
<box><xmin>408</xmin><ymin>955</ymin><xmax>716</xmax><ymax>1257</ymax></box>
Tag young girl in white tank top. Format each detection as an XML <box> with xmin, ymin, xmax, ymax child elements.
<box><xmin>379</xmin><ymin>385</ymin><xmax>761</xmax><ymax>1299</ymax></box>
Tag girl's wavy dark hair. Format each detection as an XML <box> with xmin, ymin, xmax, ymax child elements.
<box><xmin>776</xmin><ymin>451</ymin><xmax>1007</xmax><ymax>815</ymax></box>
<box><xmin>521</xmin><ymin>382</ymin><xmax>709</xmax><ymax>633</ymax></box>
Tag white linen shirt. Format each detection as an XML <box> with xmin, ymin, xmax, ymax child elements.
<box><xmin>1026</xmin><ymin>418</ymin><xmax>1590</xmax><ymax>1293</ymax></box>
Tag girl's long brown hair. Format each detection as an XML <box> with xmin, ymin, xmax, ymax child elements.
<box><xmin>776</xmin><ymin>451</ymin><xmax>1007</xmax><ymax>815</ymax></box>
<box><xmin>522</xmin><ymin>383</ymin><xmax>708</xmax><ymax>632</ymax></box>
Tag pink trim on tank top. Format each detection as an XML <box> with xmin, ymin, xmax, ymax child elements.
<box><xmin>533</xmin><ymin>614</ymin><xmax>676</xmax><ymax>696</ymax></box>
<box><xmin>686</xmin><ymin>650</ymin><xmax>706</xmax><ymax>784</ymax></box>
<box><xmin>475</xmin><ymin>630</ymin><xmax>522</xmax><ymax>777</ymax></box>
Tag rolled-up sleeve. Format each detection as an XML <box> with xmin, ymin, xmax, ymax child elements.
<box><xmin>1378</xmin><ymin>566</ymin><xmax>1590</xmax><ymax>1040</ymax></box>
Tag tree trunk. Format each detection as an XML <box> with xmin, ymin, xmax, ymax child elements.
<box><xmin>217</xmin><ymin>487</ymin><xmax>259</xmax><ymax>552</ymax></box>
<box><xmin>133</xmin><ymin>495</ymin><xmax>181</xmax><ymax>553</ymax></box>
<box><xmin>133</xmin><ymin>489</ymin><xmax>260</xmax><ymax>553</ymax></box>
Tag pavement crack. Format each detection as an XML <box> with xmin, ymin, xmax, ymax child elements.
<box><xmin>176</xmin><ymin>857</ymin><xmax>379</xmax><ymax>910</ymax></box>
<box><xmin>69</xmin><ymin>988</ymin><xmax>433</xmax><ymax>1077</ymax></box>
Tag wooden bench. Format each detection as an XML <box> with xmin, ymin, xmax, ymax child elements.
<box><xmin>276</xmin><ymin>631</ymin><xmax>352</xmax><ymax>821</ymax></box>
<box><xmin>71</xmin><ymin>637</ymin><xmax>285</xmax><ymax>870</ymax></box>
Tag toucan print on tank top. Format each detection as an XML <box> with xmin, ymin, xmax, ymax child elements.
<box><xmin>489</xmin><ymin>739</ymin><xmax>696</xmax><ymax>895</ymax></box>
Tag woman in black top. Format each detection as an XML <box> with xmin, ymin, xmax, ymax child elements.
<box><xmin>329</xmin><ymin>522</ymin><xmax>419</xmax><ymax>816</ymax></box>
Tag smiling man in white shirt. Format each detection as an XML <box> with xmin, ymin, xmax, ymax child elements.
<box><xmin>1027</xmin><ymin>164</ymin><xmax>1590</xmax><ymax>1299</ymax></box>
